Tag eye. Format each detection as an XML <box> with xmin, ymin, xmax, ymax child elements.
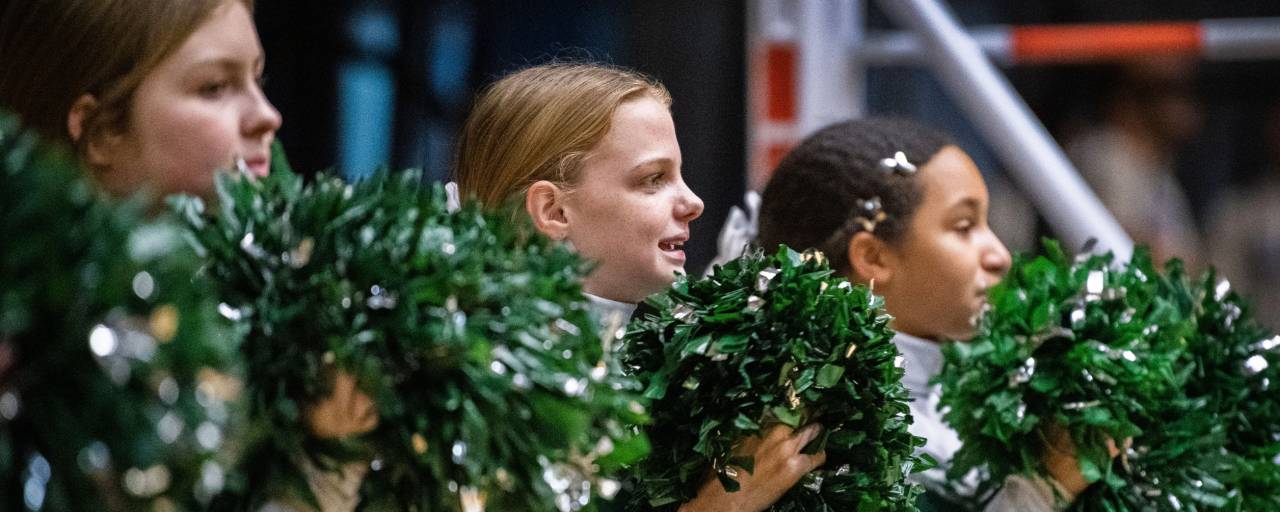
<box><xmin>954</xmin><ymin>219</ymin><xmax>975</xmax><ymax>235</ymax></box>
<box><xmin>198</xmin><ymin>79</ymin><xmax>233</xmax><ymax>99</ymax></box>
<box><xmin>644</xmin><ymin>172</ymin><xmax>666</xmax><ymax>188</ymax></box>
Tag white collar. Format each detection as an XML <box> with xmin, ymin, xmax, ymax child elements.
<box><xmin>893</xmin><ymin>331</ymin><xmax>945</xmax><ymax>393</ymax></box>
<box><xmin>584</xmin><ymin>293</ymin><xmax>637</xmax><ymax>320</ymax></box>
<box><xmin>584</xmin><ymin>293</ymin><xmax>638</xmax><ymax>338</ymax></box>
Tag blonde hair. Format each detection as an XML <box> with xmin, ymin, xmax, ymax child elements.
<box><xmin>454</xmin><ymin>62</ymin><xmax>672</xmax><ymax>207</ymax></box>
<box><xmin>0</xmin><ymin>0</ymin><xmax>252</xmax><ymax>151</ymax></box>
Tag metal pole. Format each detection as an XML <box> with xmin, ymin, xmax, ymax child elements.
<box><xmin>858</xmin><ymin>25</ymin><xmax>1011</xmax><ymax>66</ymax></box>
<box><xmin>1203</xmin><ymin>18</ymin><xmax>1280</xmax><ymax>61</ymax></box>
<box><xmin>875</xmin><ymin>0</ymin><xmax>1134</xmax><ymax>258</ymax></box>
<box><xmin>797</xmin><ymin>0</ymin><xmax>862</xmax><ymax>135</ymax></box>
<box><xmin>859</xmin><ymin>18</ymin><xmax>1280</xmax><ymax>66</ymax></box>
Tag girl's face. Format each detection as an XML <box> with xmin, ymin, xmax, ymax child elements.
<box><xmin>90</xmin><ymin>1</ymin><xmax>281</xmax><ymax>200</ymax></box>
<box><xmin>879</xmin><ymin>146</ymin><xmax>1011</xmax><ymax>341</ymax></box>
<box><xmin>562</xmin><ymin>96</ymin><xmax>705</xmax><ymax>303</ymax></box>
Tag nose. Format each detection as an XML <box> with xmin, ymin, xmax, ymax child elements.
<box><xmin>242</xmin><ymin>83</ymin><xmax>282</xmax><ymax>140</ymax></box>
<box><xmin>675</xmin><ymin>177</ymin><xmax>705</xmax><ymax>223</ymax></box>
<box><xmin>981</xmin><ymin>227</ymin><xmax>1012</xmax><ymax>278</ymax></box>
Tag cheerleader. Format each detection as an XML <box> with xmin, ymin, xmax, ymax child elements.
<box><xmin>1</xmin><ymin>2</ymin><xmax>373</xmax><ymax>509</ymax></box>
<box><xmin>454</xmin><ymin>62</ymin><xmax>826</xmax><ymax>512</ymax></box>
<box><xmin>756</xmin><ymin>118</ymin><xmax>1097</xmax><ymax>511</ymax></box>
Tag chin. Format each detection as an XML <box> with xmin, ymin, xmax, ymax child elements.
<box><xmin>950</xmin><ymin>327</ymin><xmax>981</xmax><ymax>342</ymax></box>
<box><xmin>651</xmin><ymin>268</ymin><xmax>682</xmax><ymax>288</ymax></box>
<box><xmin>626</xmin><ymin>270</ymin><xmax>670</xmax><ymax>298</ymax></box>
<box><xmin>653</xmin><ymin>259</ymin><xmax>685</xmax><ymax>278</ymax></box>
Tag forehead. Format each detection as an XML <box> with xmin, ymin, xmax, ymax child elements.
<box><xmin>165</xmin><ymin>2</ymin><xmax>262</xmax><ymax>66</ymax></box>
<box><xmin>593</xmin><ymin>97</ymin><xmax>677</xmax><ymax>157</ymax></box>
<box><xmin>915</xmin><ymin>145</ymin><xmax>987</xmax><ymax>211</ymax></box>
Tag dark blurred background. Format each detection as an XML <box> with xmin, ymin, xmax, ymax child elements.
<box><xmin>256</xmin><ymin>0</ymin><xmax>1280</xmax><ymax>326</ymax></box>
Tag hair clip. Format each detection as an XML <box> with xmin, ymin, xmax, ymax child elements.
<box><xmin>852</xmin><ymin>196</ymin><xmax>888</xmax><ymax>233</ymax></box>
<box><xmin>880</xmin><ymin>151</ymin><xmax>917</xmax><ymax>175</ymax></box>
<box><xmin>820</xmin><ymin>195</ymin><xmax>890</xmax><ymax>257</ymax></box>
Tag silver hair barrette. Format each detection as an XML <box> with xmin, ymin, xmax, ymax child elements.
<box><xmin>820</xmin><ymin>195</ymin><xmax>889</xmax><ymax>256</ymax></box>
<box><xmin>852</xmin><ymin>196</ymin><xmax>888</xmax><ymax>233</ymax></box>
<box><xmin>880</xmin><ymin>151</ymin><xmax>917</xmax><ymax>175</ymax></box>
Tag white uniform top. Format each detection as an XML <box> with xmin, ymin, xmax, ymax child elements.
<box><xmin>894</xmin><ymin>332</ymin><xmax>973</xmax><ymax>498</ymax></box>
<box><xmin>584</xmin><ymin>293</ymin><xmax>638</xmax><ymax>336</ymax></box>
<box><xmin>895</xmin><ymin>332</ymin><xmax>1065</xmax><ymax>511</ymax></box>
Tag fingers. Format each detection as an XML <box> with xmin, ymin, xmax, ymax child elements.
<box><xmin>305</xmin><ymin>370</ymin><xmax>379</xmax><ymax>438</ymax></box>
<box><xmin>790</xmin><ymin>423</ymin><xmax>823</xmax><ymax>446</ymax></box>
<box><xmin>785</xmin><ymin>424</ymin><xmax>826</xmax><ymax>475</ymax></box>
<box><xmin>330</xmin><ymin>369</ymin><xmax>354</xmax><ymax>403</ymax></box>
<box><xmin>797</xmin><ymin>448</ymin><xmax>827</xmax><ymax>473</ymax></box>
<box><xmin>728</xmin><ymin>422</ymin><xmax>828</xmax><ymax>482</ymax></box>
<box><xmin>333</xmin><ymin>370</ymin><xmax>378</xmax><ymax>431</ymax></box>
<box><xmin>1105</xmin><ymin>436</ymin><xmax>1133</xmax><ymax>459</ymax></box>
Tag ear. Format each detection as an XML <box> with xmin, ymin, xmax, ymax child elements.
<box><xmin>846</xmin><ymin>231</ymin><xmax>896</xmax><ymax>287</ymax></box>
<box><xmin>67</xmin><ymin>94</ymin><xmax>115</xmax><ymax>167</ymax></box>
<box><xmin>525</xmin><ymin>180</ymin><xmax>571</xmax><ymax>241</ymax></box>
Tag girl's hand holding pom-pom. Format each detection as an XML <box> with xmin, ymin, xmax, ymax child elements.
<box><xmin>679</xmin><ymin>424</ymin><xmax>828</xmax><ymax>512</ymax></box>
<box><xmin>302</xmin><ymin>370</ymin><xmax>378</xmax><ymax>439</ymax></box>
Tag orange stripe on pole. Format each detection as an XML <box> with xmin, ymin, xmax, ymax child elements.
<box><xmin>765</xmin><ymin>43</ymin><xmax>798</xmax><ymax>122</ymax></box>
<box><xmin>1011</xmin><ymin>23</ymin><xmax>1203</xmax><ymax>64</ymax></box>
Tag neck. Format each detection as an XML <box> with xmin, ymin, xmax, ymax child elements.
<box><xmin>582</xmin><ymin>275</ymin><xmax>647</xmax><ymax>304</ymax></box>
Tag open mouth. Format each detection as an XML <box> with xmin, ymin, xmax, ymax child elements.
<box><xmin>234</xmin><ymin>154</ymin><xmax>270</xmax><ymax>178</ymax></box>
<box><xmin>243</xmin><ymin>158</ymin><xmax>269</xmax><ymax>177</ymax></box>
<box><xmin>659</xmin><ymin>240</ymin><xmax>685</xmax><ymax>252</ymax></box>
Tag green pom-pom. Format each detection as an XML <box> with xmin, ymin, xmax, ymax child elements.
<box><xmin>1161</xmin><ymin>266</ymin><xmax>1280</xmax><ymax>510</ymax></box>
<box><xmin>943</xmin><ymin>238</ymin><xmax>1280</xmax><ymax>510</ymax></box>
<box><xmin>938</xmin><ymin>239</ymin><xmax>1188</xmax><ymax>509</ymax></box>
<box><xmin>178</xmin><ymin>167</ymin><xmax>647</xmax><ymax>510</ymax></box>
<box><xmin>622</xmin><ymin>245</ymin><xmax>926</xmax><ymax>511</ymax></box>
<box><xmin>0</xmin><ymin>111</ymin><xmax>238</xmax><ymax>510</ymax></box>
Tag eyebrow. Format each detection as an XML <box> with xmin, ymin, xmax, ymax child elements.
<box><xmin>629</xmin><ymin>157</ymin><xmax>675</xmax><ymax>174</ymax></box>
<box><xmin>186</xmin><ymin>52</ymin><xmax>265</xmax><ymax>73</ymax></box>
<box><xmin>947</xmin><ymin>197</ymin><xmax>981</xmax><ymax>213</ymax></box>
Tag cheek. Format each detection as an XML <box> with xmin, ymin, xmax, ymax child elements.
<box><xmin>904</xmin><ymin>236</ymin><xmax>977</xmax><ymax>302</ymax></box>
<box><xmin>570</xmin><ymin>192</ymin><xmax>666</xmax><ymax>258</ymax></box>
<box><xmin>134</xmin><ymin>102</ymin><xmax>239</xmax><ymax>180</ymax></box>
<box><xmin>617</xmin><ymin>196</ymin><xmax>667</xmax><ymax>240</ymax></box>
<box><xmin>161</xmin><ymin>110</ymin><xmax>238</xmax><ymax>164</ymax></box>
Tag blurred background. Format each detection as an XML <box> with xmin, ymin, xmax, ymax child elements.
<box><xmin>255</xmin><ymin>0</ymin><xmax>1280</xmax><ymax>328</ymax></box>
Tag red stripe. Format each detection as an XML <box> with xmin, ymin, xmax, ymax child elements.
<box><xmin>1011</xmin><ymin>23</ymin><xmax>1202</xmax><ymax>64</ymax></box>
<box><xmin>765</xmin><ymin>43</ymin><xmax>798</xmax><ymax>122</ymax></box>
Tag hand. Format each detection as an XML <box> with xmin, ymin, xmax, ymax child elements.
<box><xmin>1040</xmin><ymin>423</ymin><xmax>1129</xmax><ymax>499</ymax></box>
<box><xmin>678</xmin><ymin>423</ymin><xmax>827</xmax><ymax>512</ymax></box>
<box><xmin>303</xmin><ymin>370</ymin><xmax>378</xmax><ymax>439</ymax></box>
